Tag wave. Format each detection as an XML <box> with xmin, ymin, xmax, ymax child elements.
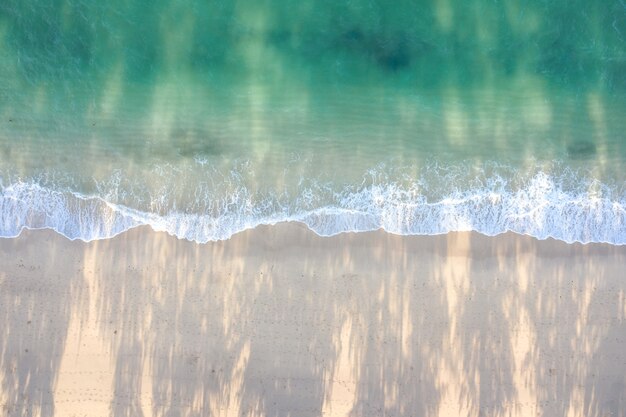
<box><xmin>1</xmin><ymin>166</ymin><xmax>625</xmax><ymax>244</ymax></box>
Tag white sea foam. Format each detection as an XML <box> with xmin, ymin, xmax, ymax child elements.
<box><xmin>1</xmin><ymin>167</ymin><xmax>625</xmax><ymax>244</ymax></box>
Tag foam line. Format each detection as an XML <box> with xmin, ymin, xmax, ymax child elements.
<box><xmin>1</xmin><ymin>170</ymin><xmax>624</xmax><ymax>244</ymax></box>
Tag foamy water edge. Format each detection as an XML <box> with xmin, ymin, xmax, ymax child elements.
<box><xmin>2</xmin><ymin>172</ymin><xmax>624</xmax><ymax>245</ymax></box>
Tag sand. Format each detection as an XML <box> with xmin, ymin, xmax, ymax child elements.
<box><xmin>1</xmin><ymin>223</ymin><xmax>625</xmax><ymax>417</ymax></box>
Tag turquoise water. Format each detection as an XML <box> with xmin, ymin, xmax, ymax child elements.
<box><xmin>1</xmin><ymin>0</ymin><xmax>625</xmax><ymax>243</ymax></box>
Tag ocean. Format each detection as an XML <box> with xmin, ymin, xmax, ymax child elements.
<box><xmin>1</xmin><ymin>0</ymin><xmax>625</xmax><ymax>244</ymax></box>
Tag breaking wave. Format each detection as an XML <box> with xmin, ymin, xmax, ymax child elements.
<box><xmin>1</xmin><ymin>163</ymin><xmax>625</xmax><ymax>244</ymax></box>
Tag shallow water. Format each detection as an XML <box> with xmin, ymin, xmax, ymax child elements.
<box><xmin>1</xmin><ymin>0</ymin><xmax>625</xmax><ymax>243</ymax></box>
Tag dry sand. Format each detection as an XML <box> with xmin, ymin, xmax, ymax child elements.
<box><xmin>1</xmin><ymin>223</ymin><xmax>625</xmax><ymax>417</ymax></box>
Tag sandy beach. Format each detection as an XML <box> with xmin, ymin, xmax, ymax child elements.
<box><xmin>1</xmin><ymin>224</ymin><xmax>624</xmax><ymax>416</ymax></box>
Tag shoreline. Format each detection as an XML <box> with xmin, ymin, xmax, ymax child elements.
<box><xmin>2</xmin><ymin>220</ymin><xmax>625</xmax><ymax>247</ymax></box>
<box><xmin>1</xmin><ymin>224</ymin><xmax>625</xmax><ymax>416</ymax></box>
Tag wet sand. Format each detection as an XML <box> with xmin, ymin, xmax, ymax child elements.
<box><xmin>1</xmin><ymin>224</ymin><xmax>625</xmax><ymax>416</ymax></box>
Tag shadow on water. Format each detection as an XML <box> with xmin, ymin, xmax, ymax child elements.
<box><xmin>1</xmin><ymin>1</ymin><xmax>626</xmax><ymax>411</ymax></box>
<box><xmin>1</xmin><ymin>0</ymin><xmax>626</xmax><ymax>173</ymax></box>
<box><xmin>1</xmin><ymin>226</ymin><xmax>625</xmax><ymax>416</ymax></box>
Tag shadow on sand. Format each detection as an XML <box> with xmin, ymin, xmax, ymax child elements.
<box><xmin>1</xmin><ymin>225</ymin><xmax>625</xmax><ymax>416</ymax></box>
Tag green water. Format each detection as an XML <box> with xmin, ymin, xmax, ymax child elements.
<box><xmin>1</xmin><ymin>0</ymin><xmax>625</xmax><ymax>242</ymax></box>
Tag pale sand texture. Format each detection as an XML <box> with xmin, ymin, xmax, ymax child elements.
<box><xmin>1</xmin><ymin>224</ymin><xmax>625</xmax><ymax>417</ymax></box>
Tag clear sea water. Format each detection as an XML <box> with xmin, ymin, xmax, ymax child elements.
<box><xmin>1</xmin><ymin>0</ymin><xmax>625</xmax><ymax>243</ymax></box>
